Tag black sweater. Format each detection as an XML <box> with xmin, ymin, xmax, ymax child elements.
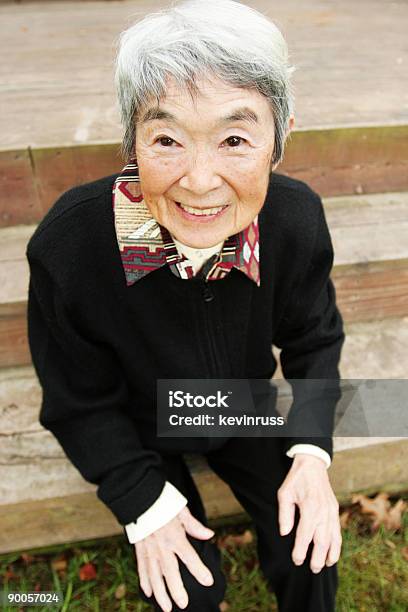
<box><xmin>26</xmin><ymin>172</ymin><xmax>345</xmax><ymax>526</ymax></box>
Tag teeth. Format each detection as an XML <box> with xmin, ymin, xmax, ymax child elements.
<box><xmin>177</xmin><ymin>202</ymin><xmax>226</xmax><ymax>216</ymax></box>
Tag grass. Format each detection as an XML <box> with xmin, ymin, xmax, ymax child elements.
<box><xmin>0</xmin><ymin>498</ymin><xmax>407</xmax><ymax>612</ymax></box>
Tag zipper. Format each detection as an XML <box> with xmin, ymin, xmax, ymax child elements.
<box><xmin>201</xmin><ymin>279</ymin><xmax>223</xmax><ymax>378</ymax></box>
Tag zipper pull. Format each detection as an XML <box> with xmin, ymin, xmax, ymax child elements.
<box><xmin>202</xmin><ymin>281</ymin><xmax>214</xmax><ymax>302</ymax></box>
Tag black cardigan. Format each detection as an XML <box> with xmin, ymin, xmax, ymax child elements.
<box><xmin>26</xmin><ymin>171</ymin><xmax>345</xmax><ymax>525</ymax></box>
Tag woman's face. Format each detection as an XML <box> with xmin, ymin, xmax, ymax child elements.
<box><xmin>135</xmin><ymin>74</ymin><xmax>277</xmax><ymax>248</ymax></box>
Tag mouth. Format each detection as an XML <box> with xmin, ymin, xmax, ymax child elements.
<box><xmin>174</xmin><ymin>201</ymin><xmax>229</xmax><ymax>221</ymax></box>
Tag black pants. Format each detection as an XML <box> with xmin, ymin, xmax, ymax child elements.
<box><xmin>138</xmin><ymin>437</ymin><xmax>338</xmax><ymax>611</ymax></box>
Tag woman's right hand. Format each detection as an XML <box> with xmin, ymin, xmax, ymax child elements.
<box><xmin>134</xmin><ymin>506</ymin><xmax>215</xmax><ymax>611</ymax></box>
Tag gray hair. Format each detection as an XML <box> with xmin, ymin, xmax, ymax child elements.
<box><xmin>114</xmin><ymin>0</ymin><xmax>295</xmax><ymax>166</ymax></box>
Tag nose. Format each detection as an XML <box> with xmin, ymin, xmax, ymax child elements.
<box><xmin>178</xmin><ymin>147</ymin><xmax>223</xmax><ymax>194</ymax></box>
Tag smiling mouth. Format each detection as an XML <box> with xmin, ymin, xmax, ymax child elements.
<box><xmin>175</xmin><ymin>201</ymin><xmax>228</xmax><ymax>216</ymax></box>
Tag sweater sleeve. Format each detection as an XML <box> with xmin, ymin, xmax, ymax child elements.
<box><xmin>26</xmin><ymin>255</ymin><xmax>167</xmax><ymax>526</ymax></box>
<box><xmin>273</xmin><ymin>195</ymin><xmax>345</xmax><ymax>462</ymax></box>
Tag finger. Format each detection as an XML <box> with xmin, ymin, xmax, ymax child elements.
<box><xmin>175</xmin><ymin>538</ymin><xmax>214</xmax><ymax>587</ymax></box>
<box><xmin>326</xmin><ymin>526</ymin><xmax>342</xmax><ymax>567</ymax></box>
<box><xmin>159</xmin><ymin>549</ymin><xmax>189</xmax><ymax>609</ymax></box>
<box><xmin>135</xmin><ymin>541</ymin><xmax>153</xmax><ymax>598</ymax></box>
<box><xmin>179</xmin><ymin>507</ymin><xmax>215</xmax><ymax>540</ymax></box>
<box><xmin>147</xmin><ymin>552</ymin><xmax>173</xmax><ymax>612</ymax></box>
<box><xmin>309</xmin><ymin>523</ymin><xmax>331</xmax><ymax>574</ymax></box>
<box><xmin>291</xmin><ymin>504</ymin><xmax>317</xmax><ymax>566</ymax></box>
<box><xmin>277</xmin><ymin>489</ymin><xmax>296</xmax><ymax>536</ymax></box>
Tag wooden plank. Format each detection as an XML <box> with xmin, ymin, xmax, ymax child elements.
<box><xmin>0</xmin><ymin>149</ymin><xmax>41</xmax><ymax>227</ymax></box>
<box><xmin>1</xmin><ymin>190</ymin><xmax>408</xmax><ymax>367</ymax></box>
<box><xmin>333</xmin><ymin>261</ymin><xmax>408</xmax><ymax>323</ymax></box>
<box><xmin>1</xmin><ymin>315</ymin><xmax>407</xmax><ymax>512</ymax></box>
<box><xmin>0</xmin><ymin>440</ymin><xmax>407</xmax><ymax>554</ymax></box>
<box><xmin>1</xmin><ymin>0</ymin><xmax>407</xmax><ymax>150</ymax></box>
<box><xmin>1</xmin><ymin>125</ymin><xmax>407</xmax><ymax>227</ymax></box>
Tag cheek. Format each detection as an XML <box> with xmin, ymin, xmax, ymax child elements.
<box><xmin>137</xmin><ymin>159</ymin><xmax>177</xmax><ymax>197</ymax></box>
<box><xmin>235</xmin><ymin>167</ymin><xmax>269</xmax><ymax>202</ymax></box>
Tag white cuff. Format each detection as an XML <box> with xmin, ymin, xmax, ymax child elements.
<box><xmin>125</xmin><ymin>481</ymin><xmax>188</xmax><ymax>544</ymax></box>
<box><xmin>286</xmin><ymin>444</ymin><xmax>331</xmax><ymax>469</ymax></box>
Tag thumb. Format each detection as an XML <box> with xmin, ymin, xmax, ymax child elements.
<box><xmin>179</xmin><ymin>506</ymin><xmax>215</xmax><ymax>540</ymax></box>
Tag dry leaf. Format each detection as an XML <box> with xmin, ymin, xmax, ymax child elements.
<box><xmin>51</xmin><ymin>556</ymin><xmax>68</xmax><ymax>572</ymax></box>
<box><xmin>401</xmin><ymin>546</ymin><xmax>408</xmax><ymax>561</ymax></box>
<box><xmin>384</xmin><ymin>499</ymin><xmax>407</xmax><ymax>531</ymax></box>
<box><xmin>340</xmin><ymin>510</ymin><xmax>350</xmax><ymax>529</ymax></box>
<box><xmin>5</xmin><ymin>566</ymin><xmax>18</xmax><ymax>580</ymax></box>
<box><xmin>20</xmin><ymin>553</ymin><xmax>35</xmax><ymax>564</ymax></box>
<box><xmin>219</xmin><ymin>601</ymin><xmax>230</xmax><ymax>611</ymax></box>
<box><xmin>384</xmin><ymin>539</ymin><xmax>396</xmax><ymax>549</ymax></box>
<box><xmin>115</xmin><ymin>583</ymin><xmax>126</xmax><ymax>599</ymax></box>
<box><xmin>218</xmin><ymin>529</ymin><xmax>253</xmax><ymax>549</ymax></box>
<box><xmin>79</xmin><ymin>562</ymin><xmax>97</xmax><ymax>581</ymax></box>
<box><xmin>352</xmin><ymin>493</ymin><xmax>407</xmax><ymax>532</ymax></box>
<box><xmin>352</xmin><ymin>493</ymin><xmax>390</xmax><ymax>531</ymax></box>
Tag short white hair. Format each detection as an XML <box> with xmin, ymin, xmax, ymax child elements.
<box><xmin>115</xmin><ymin>0</ymin><xmax>295</xmax><ymax>165</ymax></box>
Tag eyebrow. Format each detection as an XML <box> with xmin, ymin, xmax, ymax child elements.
<box><xmin>139</xmin><ymin>105</ymin><xmax>259</xmax><ymax>126</ymax></box>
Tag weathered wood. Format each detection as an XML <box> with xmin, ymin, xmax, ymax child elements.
<box><xmin>0</xmin><ymin>149</ymin><xmax>41</xmax><ymax>227</ymax></box>
<box><xmin>1</xmin><ymin>191</ymin><xmax>407</xmax><ymax>367</ymax></box>
<box><xmin>2</xmin><ymin>126</ymin><xmax>408</xmax><ymax>227</ymax></box>
<box><xmin>0</xmin><ymin>440</ymin><xmax>407</xmax><ymax>554</ymax></box>
<box><xmin>1</xmin><ymin>0</ymin><xmax>407</xmax><ymax>149</ymax></box>
<box><xmin>1</xmin><ymin>0</ymin><xmax>408</xmax><ymax>224</ymax></box>
<box><xmin>1</xmin><ymin>313</ymin><xmax>407</xmax><ymax>513</ymax></box>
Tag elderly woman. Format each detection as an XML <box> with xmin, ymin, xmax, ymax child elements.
<box><xmin>26</xmin><ymin>1</ymin><xmax>345</xmax><ymax>611</ymax></box>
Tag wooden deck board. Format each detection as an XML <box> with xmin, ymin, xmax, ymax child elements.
<box><xmin>0</xmin><ymin>439</ymin><xmax>407</xmax><ymax>554</ymax></box>
<box><xmin>1</xmin><ymin>192</ymin><xmax>407</xmax><ymax>368</ymax></box>
<box><xmin>1</xmin><ymin>0</ymin><xmax>407</xmax><ymax>150</ymax></box>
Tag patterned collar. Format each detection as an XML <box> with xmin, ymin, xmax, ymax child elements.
<box><xmin>112</xmin><ymin>158</ymin><xmax>260</xmax><ymax>287</ymax></box>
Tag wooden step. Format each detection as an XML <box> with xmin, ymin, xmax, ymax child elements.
<box><xmin>1</xmin><ymin>315</ymin><xmax>407</xmax><ymax>507</ymax></box>
<box><xmin>1</xmin><ymin>0</ymin><xmax>408</xmax><ymax>225</ymax></box>
<box><xmin>1</xmin><ymin>311</ymin><xmax>408</xmax><ymax>554</ymax></box>
<box><xmin>1</xmin><ymin>191</ymin><xmax>407</xmax><ymax>367</ymax></box>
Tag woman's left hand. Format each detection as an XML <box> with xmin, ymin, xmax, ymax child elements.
<box><xmin>277</xmin><ymin>453</ymin><xmax>342</xmax><ymax>573</ymax></box>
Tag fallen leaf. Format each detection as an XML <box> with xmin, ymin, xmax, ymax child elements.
<box><xmin>352</xmin><ymin>493</ymin><xmax>390</xmax><ymax>531</ymax></box>
<box><xmin>218</xmin><ymin>529</ymin><xmax>253</xmax><ymax>549</ymax></box>
<box><xmin>51</xmin><ymin>556</ymin><xmax>68</xmax><ymax>572</ymax></box>
<box><xmin>79</xmin><ymin>562</ymin><xmax>97</xmax><ymax>581</ymax></box>
<box><xmin>401</xmin><ymin>546</ymin><xmax>408</xmax><ymax>561</ymax></box>
<box><xmin>384</xmin><ymin>539</ymin><xmax>396</xmax><ymax>549</ymax></box>
<box><xmin>4</xmin><ymin>566</ymin><xmax>18</xmax><ymax>580</ymax></box>
<box><xmin>20</xmin><ymin>553</ymin><xmax>35</xmax><ymax>564</ymax></box>
<box><xmin>352</xmin><ymin>493</ymin><xmax>407</xmax><ymax>532</ymax></box>
<box><xmin>384</xmin><ymin>499</ymin><xmax>407</xmax><ymax>531</ymax></box>
<box><xmin>340</xmin><ymin>510</ymin><xmax>350</xmax><ymax>529</ymax></box>
<box><xmin>34</xmin><ymin>583</ymin><xmax>41</xmax><ymax>592</ymax></box>
<box><xmin>115</xmin><ymin>583</ymin><xmax>126</xmax><ymax>599</ymax></box>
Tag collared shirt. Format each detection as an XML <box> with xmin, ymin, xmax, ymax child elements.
<box><xmin>112</xmin><ymin>158</ymin><xmax>260</xmax><ymax>286</ymax></box>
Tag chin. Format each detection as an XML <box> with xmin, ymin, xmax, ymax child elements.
<box><xmin>176</xmin><ymin>227</ymin><xmax>231</xmax><ymax>248</ymax></box>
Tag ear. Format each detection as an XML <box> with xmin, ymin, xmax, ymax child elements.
<box><xmin>287</xmin><ymin>113</ymin><xmax>295</xmax><ymax>135</ymax></box>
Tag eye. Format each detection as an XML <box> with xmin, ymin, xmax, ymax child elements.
<box><xmin>155</xmin><ymin>136</ymin><xmax>177</xmax><ymax>147</ymax></box>
<box><xmin>223</xmin><ymin>136</ymin><xmax>247</xmax><ymax>148</ymax></box>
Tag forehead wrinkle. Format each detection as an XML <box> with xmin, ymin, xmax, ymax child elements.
<box><xmin>139</xmin><ymin>104</ymin><xmax>260</xmax><ymax>132</ymax></box>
